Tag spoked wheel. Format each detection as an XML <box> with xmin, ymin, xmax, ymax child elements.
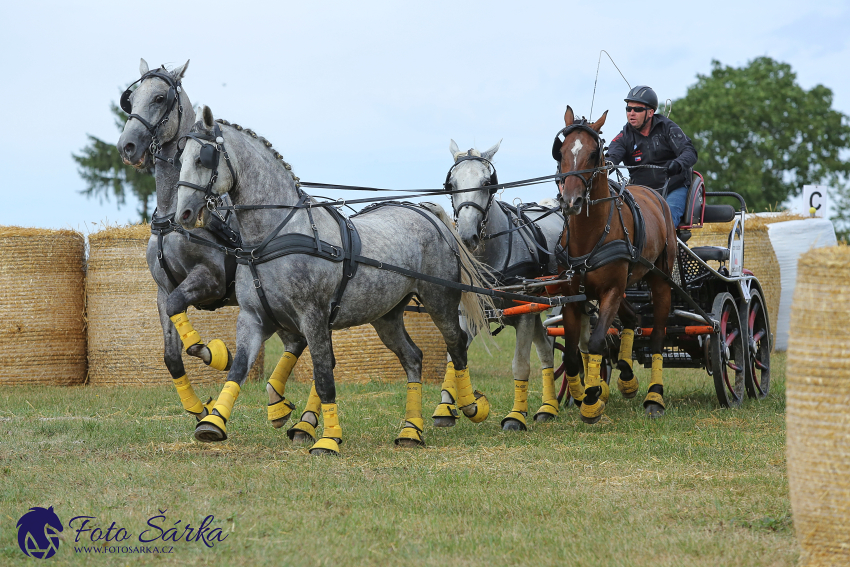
<box><xmin>741</xmin><ymin>289</ymin><xmax>771</xmax><ymax>399</ymax></box>
<box><xmin>710</xmin><ymin>292</ymin><xmax>746</xmax><ymax>408</ymax></box>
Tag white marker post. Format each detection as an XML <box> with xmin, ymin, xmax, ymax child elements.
<box><xmin>802</xmin><ymin>185</ymin><xmax>829</xmax><ymax>218</ymax></box>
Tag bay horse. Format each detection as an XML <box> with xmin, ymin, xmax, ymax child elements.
<box><xmin>117</xmin><ymin>59</ymin><xmax>306</xmax><ymax>433</ymax></box>
<box><xmin>174</xmin><ymin>106</ymin><xmax>493</xmax><ymax>455</ymax></box>
<box><xmin>551</xmin><ymin>106</ymin><xmax>676</xmax><ymax>423</ymax></box>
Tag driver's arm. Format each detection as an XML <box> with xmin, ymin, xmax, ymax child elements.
<box><xmin>606</xmin><ymin>130</ymin><xmax>626</xmax><ymax>165</ymax></box>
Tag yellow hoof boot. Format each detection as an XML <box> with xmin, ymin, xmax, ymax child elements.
<box><xmin>195</xmin><ymin>413</ymin><xmax>227</xmax><ymax>443</ymax></box>
<box><xmin>600</xmin><ymin>380</ymin><xmax>611</xmax><ymax>404</ymax></box>
<box><xmin>309</xmin><ymin>437</ymin><xmax>340</xmax><ymax>456</ymax></box>
<box><xmin>643</xmin><ymin>389</ymin><xmax>666</xmax><ymax>418</ymax></box>
<box><xmin>207</xmin><ymin>339</ymin><xmax>233</xmax><ymax>371</ymax></box>
<box><xmin>268</xmin><ymin>397</ymin><xmax>296</xmax><ymax>428</ymax></box>
<box><xmin>287</xmin><ymin>416</ymin><xmax>318</xmax><ymax>444</ymax></box>
<box><xmin>618</xmin><ymin>376</ymin><xmax>639</xmax><ymax>399</ymax></box>
<box><xmin>579</xmin><ymin>399</ymin><xmax>605</xmax><ymax>424</ymax></box>
<box><xmin>394</xmin><ymin>421</ymin><xmax>425</xmax><ymax>447</ymax></box>
<box><xmin>501</xmin><ymin>411</ymin><xmax>528</xmax><ymax>431</ymax></box>
<box><xmin>534</xmin><ymin>401</ymin><xmax>559</xmax><ymax>422</ymax></box>
<box><xmin>432</xmin><ymin>402</ymin><xmax>459</xmax><ymax>427</ymax></box>
<box><xmin>460</xmin><ymin>391</ymin><xmax>490</xmax><ymax>423</ymax></box>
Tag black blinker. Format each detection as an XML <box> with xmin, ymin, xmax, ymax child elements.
<box><xmin>551</xmin><ymin>135</ymin><xmax>563</xmax><ymax>162</ymax></box>
<box><xmin>120</xmin><ymin>89</ymin><xmax>133</xmax><ymax>114</ymax></box>
<box><xmin>200</xmin><ymin>144</ymin><xmax>218</xmax><ymax>169</ymax></box>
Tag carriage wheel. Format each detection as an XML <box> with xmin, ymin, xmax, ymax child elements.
<box><xmin>709</xmin><ymin>292</ymin><xmax>746</xmax><ymax>408</ymax></box>
<box><xmin>742</xmin><ymin>289</ymin><xmax>771</xmax><ymax>399</ymax></box>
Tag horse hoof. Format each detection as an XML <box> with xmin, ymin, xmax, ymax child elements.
<box><xmin>501</xmin><ymin>418</ymin><xmax>528</xmax><ymax>431</ymax></box>
<box><xmin>289</xmin><ymin>431</ymin><xmax>313</xmax><ymax>445</ymax></box>
<box><xmin>395</xmin><ymin>438</ymin><xmax>424</xmax><ymax>448</ymax></box>
<box><xmin>270</xmin><ymin>417</ymin><xmax>290</xmax><ymax>429</ymax></box>
<box><xmin>534</xmin><ymin>412</ymin><xmax>555</xmax><ymax>423</ymax></box>
<box><xmin>645</xmin><ymin>403</ymin><xmax>665</xmax><ymax>418</ymax></box>
<box><xmin>579</xmin><ymin>413</ymin><xmax>602</xmax><ymax>425</ymax></box>
<box><xmin>309</xmin><ymin>447</ymin><xmax>339</xmax><ymax>456</ymax></box>
<box><xmin>433</xmin><ymin>416</ymin><xmax>457</xmax><ymax>428</ymax></box>
<box><xmin>194</xmin><ymin>423</ymin><xmax>227</xmax><ymax>443</ymax></box>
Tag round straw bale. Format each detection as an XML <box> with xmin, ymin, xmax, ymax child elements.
<box><xmin>786</xmin><ymin>245</ymin><xmax>850</xmax><ymax>566</ymax></box>
<box><xmin>0</xmin><ymin>227</ymin><xmax>86</xmax><ymax>385</ymax></box>
<box><xmin>688</xmin><ymin>217</ymin><xmax>780</xmax><ymax>349</ymax></box>
<box><xmin>85</xmin><ymin>224</ymin><xmax>262</xmax><ymax>386</ymax></box>
<box><xmin>291</xmin><ymin>306</ymin><xmax>447</xmax><ymax>383</ymax></box>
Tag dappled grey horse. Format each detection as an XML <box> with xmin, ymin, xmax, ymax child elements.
<box><xmin>116</xmin><ymin>59</ymin><xmax>302</xmax><ymax>430</ymax></box>
<box><xmin>174</xmin><ymin>106</ymin><xmax>494</xmax><ymax>455</ymax></box>
<box><xmin>446</xmin><ymin>140</ymin><xmax>569</xmax><ymax>430</ymax></box>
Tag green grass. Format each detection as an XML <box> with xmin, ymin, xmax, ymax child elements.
<box><xmin>0</xmin><ymin>328</ymin><xmax>795</xmax><ymax>566</ymax></box>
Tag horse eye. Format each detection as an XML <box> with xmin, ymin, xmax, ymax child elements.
<box><xmin>154</xmin><ymin>95</ymin><xmax>165</xmax><ymax>104</ymax></box>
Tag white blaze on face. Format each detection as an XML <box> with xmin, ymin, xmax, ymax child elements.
<box><xmin>571</xmin><ymin>139</ymin><xmax>583</xmax><ymax>169</ymax></box>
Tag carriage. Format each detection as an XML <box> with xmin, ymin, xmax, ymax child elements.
<box><xmin>544</xmin><ymin>172</ymin><xmax>772</xmax><ymax>409</ymax></box>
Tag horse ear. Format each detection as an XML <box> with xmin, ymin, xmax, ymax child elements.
<box><xmin>173</xmin><ymin>59</ymin><xmax>190</xmax><ymax>80</ymax></box>
<box><xmin>139</xmin><ymin>58</ymin><xmax>150</xmax><ymax>76</ymax></box>
<box><xmin>481</xmin><ymin>139</ymin><xmax>502</xmax><ymax>161</ymax></box>
<box><xmin>449</xmin><ymin>139</ymin><xmax>460</xmax><ymax>159</ymax></box>
<box><xmin>202</xmin><ymin>105</ymin><xmax>215</xmax><ymax>129</ymax></box>
<box><xmin>591</xmin><ymin>110</ymin><xmax>608</xmax><ymax>132</ymax></box>
<box><xmin>564</xmin><ymin>105</ymin><xmax>575</xmax><ymax>126</ymax></box>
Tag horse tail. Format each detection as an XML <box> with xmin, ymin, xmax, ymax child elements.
<box><xmin>419</xmin><ymin>202</ymin><xmax>495</xmax><ymax>336</ymax></box>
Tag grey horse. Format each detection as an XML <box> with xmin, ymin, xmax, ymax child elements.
<box><xmin>174</xmin><ymin>106</ymin><xmax>494</xmax><ymax>455</ymax></box>
<box><xmin>446</xmin><ymin>140</ymin><xmax>571</xmax><ymax>430</ymax></box>
<box><xmin>116</xmin><ymin>59</ymin><xmax>303</xmax><ymax>430</ymax></box>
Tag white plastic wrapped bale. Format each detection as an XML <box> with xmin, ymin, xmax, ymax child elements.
<box><xmin>766</xmin><ymin>218</ymin><xmax>837</xmax><ymax>351</ymax></box>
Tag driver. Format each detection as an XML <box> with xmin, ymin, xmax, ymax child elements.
<box><xmin>606</xmin><ymin>85</ymin><xmax>698</xmax><ymax>228</ymax></box>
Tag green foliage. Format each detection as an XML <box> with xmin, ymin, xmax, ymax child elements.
<box><xmin>672</xmin><ymin>57</ymin><xmax>850</xmax><ymax>213</ymax></box>
<box><xmin>72</xmin><ymin>103</ymin><xmax>155</xmax><ymax>222</ymax></box>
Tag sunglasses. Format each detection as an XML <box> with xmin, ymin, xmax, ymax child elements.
<box><xmin>626</xmin><ymin>106</ymin><xmax>649</xmax><ymax>113</ymax></box>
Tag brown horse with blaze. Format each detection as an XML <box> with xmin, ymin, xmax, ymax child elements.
<box><xmin>551</xmin><ymin>106</ymin><xmax>676</xmax><ymax>423</ymax></box>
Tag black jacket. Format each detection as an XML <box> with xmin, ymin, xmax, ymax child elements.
<box><xmin>606</xmin><ymin>114</ymin><xmax>698</xmax><ymax>191</ymax></box>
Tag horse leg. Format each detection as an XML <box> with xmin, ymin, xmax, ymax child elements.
<box><xmin>157</xmin><ymin>288</ymin><xmax>215</xmax><ymax>421</ymax></box>
<box><xmin>501</xmin><ymin>314</ymin><xmax>533</xmax><ymax>431</ymax></box>
<box><xmin>582</xmin><ymin>290</ymin><xmax>622</xmax><ymax>424</ymax></box>
<box><xmin>433</xmin><ymin>312</ymin><xmax>475</xmax><ymax>427</ymax></box>
<box><xmin>576</xmin><ymin>307</ymin><xmax>607</xmax><ymax>402</ymax></box>
<box><xmin>194</xmin><ymin>311</ymin><xmax>267</xmax><ymax>443</ymax></box>
<box><xmin>370</xmin><ymin>301</ymin><xmax>426</xmax><ymax>447</ymax></box>
<box><xmin>616</xmin><ymin>300</ymin><xmax>640</xmax><ymax>399</ymax></box>
<box><xmin>643</xmin><ymin>273</ymin><xmax>671</xmax><ymax>418</ymax></box>
<box><xmin>297</xmin><ymin>320</ymin><xmax>342</xmax><ymax>456</ymax></box>
<box><xmin>165</xmin><ymin>266</ymin><xmax>232</xmax><ymax>372</ymax></box>
<box><xmin>559</xmin><ymin>303</ymin><xmax>586</xmax><ymax>408</ymax></box>
<box><xmin>423</xmin><ymin>290</ymin><xmax>489</xmax><ymax>424</ymax></box>
<box><xmin>266</xmin><ymin>330</ymin><xmax>307</xmax><ymax>430</ymax></box>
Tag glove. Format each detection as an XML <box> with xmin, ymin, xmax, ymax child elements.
<box><xmin>666</xmin><ymin>160</ymin><xmax>682</xmax><ymax>175</ymax></box>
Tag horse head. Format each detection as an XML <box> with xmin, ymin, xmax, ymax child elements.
<box><xmin>552</xmin><ymin>106</ymin><xmax>607</xmax><ymax>217</ymax></box>
<box><xmin>176</xmin><ymin>105</ymin><xmax>240</xmax><ymax>230</ymax></box>
<box><xmin>446</xmin><ymin>139</ymin><xmax>501</xmax><ymax>251</ymax></box>
<box><xmin>117</xmin><ymin>58</ymin><xmax>190</xmax><ymax>170</ymax></box>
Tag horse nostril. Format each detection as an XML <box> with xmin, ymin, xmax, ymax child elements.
<box><xmin>123</xmin><ymin>142</ymin><xmax>135</xmax><ymax>157</ymax></box>
<box><xmin>181</xmin><ymin>210</ymin><xmax>192</xmax><ymax>222</ymax></box>
<box><xmin>574</xmin><ymin>196</ymin><xmax>584</xmax><ymax>210</ymax></box>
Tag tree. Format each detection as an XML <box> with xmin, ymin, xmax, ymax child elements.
<box><xmin>73</xmin><ymin>103</ymin><xmax>156</xmax><ymax>222</ymax></box>
<box><xmin>671</xmin><ymin>57</ymin><xmax>850</xmax><ymax>213</ymax></box>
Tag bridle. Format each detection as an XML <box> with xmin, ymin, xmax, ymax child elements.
<box><xmin>445</xmin><ymin>151</ymin><xmax>499</xmax><ymax>237</ymax></box>
<box><xmin>551</xmin><ymin>120</ymin><xmax>610</xmax><ymax>207</ymax></box>
<box><xmin>120</xmin><ymin>68</ymin><xmax>184</xmax><ymax>165</ymax></box>
<box><xmin>175</xmin><ymin>123</ymin><xmax>239</xmax><ymax>211</ymax></box>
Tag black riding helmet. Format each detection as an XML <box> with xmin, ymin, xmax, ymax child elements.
<box><xmin>624</xmin><ymin>85</ymin><xmax>658</xmax><ymax>110</ymax></box>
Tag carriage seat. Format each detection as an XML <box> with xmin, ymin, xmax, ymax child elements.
<box><xmin>690</xmin><ymin>246</ymin><xmax>729</xmax><ymax>263</ymax></box>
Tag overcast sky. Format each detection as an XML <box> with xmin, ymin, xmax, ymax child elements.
<box><xmin>2</xmin><ymin>0</ymin><xmax>848</xmax><ymax>232</ymax></box>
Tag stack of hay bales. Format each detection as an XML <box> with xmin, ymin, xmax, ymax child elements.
<box><xmin>786</xmin><ymin>245</ymin><xmax>850</xmax><ymax>565</ymax></box>
<box><xmin>291</xmin><ymin>308</ymin><xmax>447</xmax><ymax>383</ymax></box>
<box><xmin>0</xmin><ymin>227</ymin><xmax>86</xmax><ymax>385</ymax></box>
<box><xmin>86</xmin><ymin>224</ymin><xmax>262</xmax><ymax>386</ymax></box>
<box><xmin>687</xmin><ymin>216</ymin><xmax>781</xmax><ymax>348</ymax></box>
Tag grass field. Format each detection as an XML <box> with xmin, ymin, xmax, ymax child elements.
<box><xmin>0</xmin><ymin>328</ymin><xmax>796</xmax><ymax>566</ymax></box>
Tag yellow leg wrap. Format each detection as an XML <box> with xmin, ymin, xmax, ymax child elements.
<box><xmin>266</xmin><ymin>352</ymin><xmax>299</xmax><ymax>425</ymax></box>
<box><xmin>206</xmin><ymin>339</ymin><xmax>232</xmax><ymax>371</ymax></box>
<box><xmin>643</xmin><ymin>354</ymin><xmax>666</xmax><ymax>409</ymax></box>
<box><xmin>198</xmin><ymin>381</ymin><xmax>241</xmax><ymax>436</ymax></box>
<box><xmin>567</xmin><ymin>372</ymin><xmax>585</xmax><ymax>404</ymax></box>
<box><xmin>169</xmin><ymin>312</ymin><xmax>201</xmax><ymax>351</ymax></box>
<box><xmin>581</xmin><ymin>351</ymin><xmax>589</xmax><ymax>379</ymax></box>
<box><xmin>310</xmin><ymin>403</ymin><xmax>342</xmax><ymax>455</ymax></box>
<box><xmin>580</xmin><ymin>354</ymin><xmax>606</xmax><ymax>423</ymax></box>
<box><xmin>501</xmin><ymin>380</ymin><xmax>529</xmax><ymax>430</ymax></box>
<box><xmin>618</xmin><ymin>329</ymin><xmax>635</xmax><ymax>368</ymax></box>
<box><xmin>270</xmin><ymin>352</ymin><xmax>298</xmax><ymax>387</ymax></box>
<box><xmin>432</xmin><ymin>362</ymin><xmax>460</xmax><ymax>422</ymax></box>
<box><xmin>288</xmin><ymin>380</ymin><xmax>322</xmax><ymax>441</ymax></box>
<box><xmin>534</xmin><ymin>368</ymin><xmax>559</xmax><ymax>420</ymax></box>
<box><xmin>455</xmin><ymin>368</ymin><xmax>490</xmax><ymax>423</ymax></box>
<box><xmin>396</xmin><ymin>382</ymin><xmax>425</xmax><ymax>446</ymax></box>
<box><xmin>172</xmin><ymin>375</ymin><xmax>205</xmax><ymax>416</ymax></box>
<box><xmin>600</xmin><ymin>378</ymin><xmax>610</xmax><ymax>404</ymax></box>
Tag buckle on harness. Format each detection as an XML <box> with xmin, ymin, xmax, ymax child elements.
<box><xmin>254</xmin><ymin>278</ymin><xmax>262</xmax><ymax>289</ymax></box>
